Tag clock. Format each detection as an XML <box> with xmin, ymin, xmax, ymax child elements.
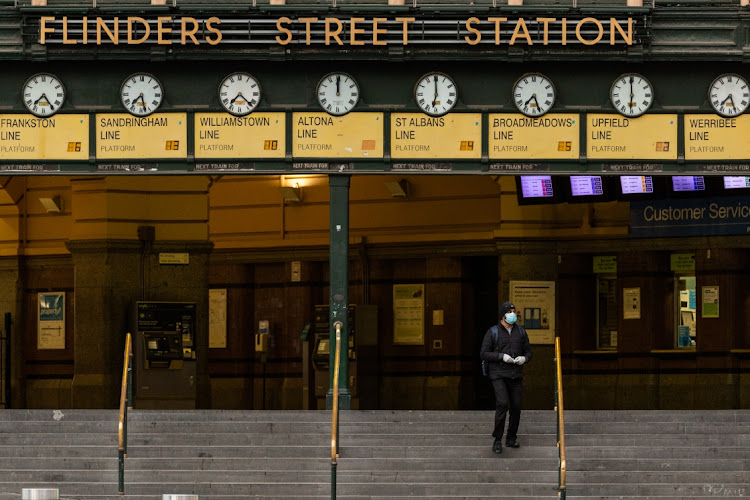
<box><xmin>120</xmin><ymin>73</ymin><xmax>163</xmax><ymax>117</ymax></box>
<box><xmin>610</xmin><ymin>73</ymin><xmax>654</xmax><ymax>118</ymax></box>
<box><xmin>512</xmin><ymin>73</ymin><xmax>556</xmax><ymax>117</ymax></box>
<box><xmin>708</xmin><ymin>73</ymin><xmax>750</xmax><ymax>118</ymax></box>
<box><xmin>219</xmin><ymin>72</ymin><xmax>261</xmax><ymax>116</ymax></box>
<box><xmin>414</xmin><ymin>72</ymin><xmax>457</xmax><ymax>117</ymax></box>
<box><xmin>317</xmin><ymin>72</ymin><xmax>359</xmax><ymax>116</ymax></box>
<box><xmin>23</xmin><ymin>73</ymin><xmax>65</xmax><ymax>117</ymax></box>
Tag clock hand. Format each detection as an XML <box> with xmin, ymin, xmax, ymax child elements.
<box><xmin>432</xmin><ymin>75</ymin><xmax>439</xmax><ymax>106</ymax></box>
<box><xmin>727</xmin><ymin>94</ymin><xmax>736</xmax><ymax>110</ymax></box>
<box><xmin>230</xmin><ymin>93</ymin><xmax>242</xmax><ymax>105</ymax></box>
<box><xmin>34</xmin><ymin>93</ymin><xmax>49</xmax><ymax>106</ymax></box>
<box><xmin>336</xmin><ymin>75</ymin><xmax>341</xmax><ymax>97</ymax></box>
<box><xmin>629</xmin><ymin>75</ymin><xmax>636</xmax><ymax>108</ymax></box>
<box><xmin>524</xmin><ymin>93</ymin><xmax>536</xmax><ymax>106</ymax></box>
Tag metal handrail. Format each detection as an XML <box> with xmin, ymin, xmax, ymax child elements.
<box><xmin>330</xmin><ymin>322</ymin><xmax>342</xmax><ymax>500</ymax></box>
<box><xmin>555</xmin><ymin>336</ymin><xmax>566</xmax><ymax>499</ymax></box>
<box><xmin>118</xmin><ymin>332</ymin><xmax>133</xmax><ymax>495</ymax></box>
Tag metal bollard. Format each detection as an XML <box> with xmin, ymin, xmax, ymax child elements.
<box><xmin>163</xmin><ymin>496</ymin><xmax>198</xmax><ymax>500</ymax></box>
<box><xmin>22</xmin><ymin>490</ymin><xmax>59</xmax><ymax>500</ymax></box>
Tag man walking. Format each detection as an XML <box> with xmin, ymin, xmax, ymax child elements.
<box><xmin>480</xmin><ymin>301</ymin><xmax>533</xmax><ymax>454</ymax></box>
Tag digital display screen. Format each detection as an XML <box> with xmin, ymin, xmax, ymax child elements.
<box><xmin>570</xmin><ymin>176</ymin><xmax>604</xmax><ymax>196</ymax></box>
<box><xmin>672</xmin><ymin>176</ymin><xmax>705</xmax><ymax>192</ymax></box>
<box><xmin>723</xmin><ymin>176</ymin><xmax>750</xmax><ymax>189</ymax></box>
<box><xmin>620</xmin><ymin>176</ymin><xmax>654</xmax><ymax>194</ymax></box>
<box><xmin>519</xmin><ymin>175</ymin><xmax>554</xmax><ymax>198</ymax></box>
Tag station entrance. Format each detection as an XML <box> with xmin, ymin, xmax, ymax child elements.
<box><xmin>0</xmin><ymin>1</ymin><xmax>749</xmax><ymax>410</ymax></box>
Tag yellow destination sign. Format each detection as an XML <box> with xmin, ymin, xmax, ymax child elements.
<box><xmin>0</xmin><ymin>114</ymin><xmax>89</xmax><ymax>160</ymax></box>
<box><xmin>96</xmin><ymin>113</ymin><xmax>187</xmax><ymax>159</ymax></box>
<box><xmin>684</xmin><ymin>114</ymin><xmax>750</xmax><ymax>160</ymax></box>
<box><xmin>391</xmin><ymin>113</ymin><xmax>482</xmax><ymax>159</ymax></box>
<box><xmin>587</xmin><ymin>114</ymin><xmax>677</xmax><ymax>160</ymax></box>
<box><xmin>489</xmin><ymin>113</ymin><xmax>579</xmax><ymax>159</ymax></box>
<box><xmin>293</xmin><ymin>112</ymin><xmax>383</xmax><ymax>158</ymax></box>
<box><xmin>195</xmin><ymin>112</ymin><xmax>285</xmax><ymax>159</ymax></box>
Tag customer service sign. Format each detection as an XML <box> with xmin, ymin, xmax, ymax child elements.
<box><xmin>630</xmin><ymin>196</ymin><xmax>750</xmax><ymax>237</ymax></box>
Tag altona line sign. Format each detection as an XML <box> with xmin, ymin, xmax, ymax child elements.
<box><xmin>38</xmin><ymin>15</ymin><xmax>639</xmax><ymax>47</ymax></box>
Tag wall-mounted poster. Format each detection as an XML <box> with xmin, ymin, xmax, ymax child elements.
<box><xmin>209</xmin><ymin>288</ymin><xmax>227</xmax><ymax>348</ymax></box>
<box><xmin>38</xmin><ymin>292</ymin><xmax>65</xmax><ymax>349</ymax></box>
<box><xmin>393</xmin><ymin>284</ymin><xmax>424</xmax><ymax>345</ymax></box>
<box><xmin>509</xmin><ymin>281</ymin><xmax>555</xmax><ymax>344</ymax></box>
<box><xmin>702</xmin><ymin>286</ymin><xmax>719</xmax><ymax>318</ymax></box>
<box><xmin>623</xmin><ymin>287</ymin><xmax>641</xmax><ymax>320</ymax></box>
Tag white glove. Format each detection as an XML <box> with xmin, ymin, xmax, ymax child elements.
<box><xmin>503</xmin><ymin>354</ymin><xmax>514</xmax><ymax>363</ymax></box>
<box><xmin>514</xmin><ymin>356</ymin><xmax>527</xmax><ymax>365</ymax></box>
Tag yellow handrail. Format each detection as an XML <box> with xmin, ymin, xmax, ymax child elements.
<box><xmin>331</xmin><ymin>322</ymin><xmax>342</xmax><ymax>465</ymax></box>
<box><xmin>555</xmin><ymin>337</ymin><xmax>566</xmax><ymax>498</ymax></box>
<box><xmin>118</xmin><ymin>332</ymin><xmax>132</xmax><ymax>494</ymax></box>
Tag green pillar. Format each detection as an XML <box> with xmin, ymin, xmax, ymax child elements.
<box><xmin>327</xmin><ymin>175</ymin><xmax>350</xmax><ymax>410</ymax></box>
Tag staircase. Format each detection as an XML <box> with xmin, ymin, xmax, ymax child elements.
<box><xmin>564</xmin><ymin>409</ymin><xmax>750</xmax><ymax>499</ymax></box>
<box><xmin>0</xmin><ymin>408</ymin><xmax>747</xmax><ymax>499</ymax></box>
<box><xmin>0</xmin><ymin>409</ymin><xmax>558</xmax><ymax>499</ymax></box>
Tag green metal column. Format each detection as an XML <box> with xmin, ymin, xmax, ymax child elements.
<box><xmin>327</xmin><ymin>175</ymin><xmax>351</xmax><ymax>410</ymax></box>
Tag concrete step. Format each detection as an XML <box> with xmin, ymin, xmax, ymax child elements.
<box><xmin>0</xmin><ymin>456</ymin><xmax>559</xmax><ymax>472</ymax></box>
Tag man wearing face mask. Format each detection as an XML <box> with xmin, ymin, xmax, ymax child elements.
<box><xmin>480</xmin><ymin>301</ymin><xmax>533</xmax><ymax>454</ymax></box>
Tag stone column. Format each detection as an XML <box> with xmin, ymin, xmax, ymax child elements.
<box><xmin>67</xmin><ymin>241</ymin><xmax>141</xmax><ymax>408</ymax></box>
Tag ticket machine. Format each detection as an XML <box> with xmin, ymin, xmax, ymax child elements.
<box><xmin>134</xmin><ymin>301</ymin><xmax>197</xmax><ymax>409</ymax></box>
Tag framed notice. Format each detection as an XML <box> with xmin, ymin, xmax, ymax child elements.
<box><xmin>623</xmin><ymin>287</ymin><xmax>641</xmax><ymax>320</ymax></box>
<box><xmin>393</xmin><ymin>284</ymin><xmax>424</xmax><ymax>345</ymax></box>
<box><xmin>702</xmin><ymin>286</ymin><xmax>719</xmax><ymax>318</ymax></box>
<box><xmin>209</xmin><ymin>288</ymin><xmax>227</xmax><ymax>348</ymax></box>
<box><xmin>509</xmin><ymin>281</ymin><xmax>555</xmax><ymax>344</ymax></box>
<box><xmin>38</xmin><ymin>292</ymin><xmax>65</xmax><ymax>349</ymax></box>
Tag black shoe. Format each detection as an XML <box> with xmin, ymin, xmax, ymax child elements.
<box><xmin>492</xmin><ymin>439</ymin><xmax>503</xmax><ymax>454</ymax></box>
<box><xmin>505</xmin><ymin>438</ymin><xmax>520</xmax><ymax>448</ymax></box>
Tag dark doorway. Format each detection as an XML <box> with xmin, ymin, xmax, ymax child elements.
<box><xmin>466</xmin><ymin>256</ymin><xmax>498</xmax><ymax>410</ymax></box>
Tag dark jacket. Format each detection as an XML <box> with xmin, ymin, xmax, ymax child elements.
<box><xmin>480</xmin><ymin>323</ymin><xmax>532</xmax><ymax>380</ymax></box>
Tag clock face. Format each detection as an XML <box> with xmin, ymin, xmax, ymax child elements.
<box><xmin>23</xmin><ymin>73</ymin><xmax>65</xmax><ymax>117</ymax></box>
<box><xmin>414</xmin><ymin>72</ymin><xmax>457</xmax><ymax>117</ymax></box>
<box><xmin>512</xmin><ymin>73</ymin><xmax>556</xmax><ymax>117</ymax></box>
<box><xmin>708</xmin><ymin>73</ymin><xmax>750</xmax><ymax>117</ymax></box>
<box><xmin>317</xmin><ymin>72</ymin><xmax>359</xmax><ymax>116</ymax></box>
<box><xmin>610</xmin><ymin>73</ymin><xmax>654</xmax><ymax>118</ymax></box>
<box><xmin>120</xmin><ymin>73</ymin><xmax>163</xmax><ymax>117</ymax></box>
<box><xmin>219</xmin><ymin>72</ymin><xmax>261</xmax><ymax>116</ymax></box>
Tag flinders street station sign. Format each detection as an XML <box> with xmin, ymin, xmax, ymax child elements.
<box><xmin>36</xmin><ymin>14</ymin><xmax>645</xmax><ymax>47</ymax></box>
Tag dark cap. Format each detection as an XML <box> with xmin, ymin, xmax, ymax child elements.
<box><xmin>499</xmin><ymin>301</ymin><xmax>516</xmax><ymax>318</ymax></box>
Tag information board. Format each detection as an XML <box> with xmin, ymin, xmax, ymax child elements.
<box><xmin>391</xmin><ymin>113</ymin><xmax>481</xmax><ymax>159</ymax></box>
<box><xmin>195</xmin><ymin>113</ymin><xmax>285</xmax><ymax>159</ymax></box>
<box><xmin>96</xmin><ymin>113</ymin><xmax>187</xmax><ymax>160</ymax></box>
<box><xmin>684</xmin><ymin>114</ymin><xmax>750</xmax><ymax>160</ymax></box>
<box><xmin>0</xmin><ymin>114</ymin><xmax>89</xmax><ymax>160</ymax></box>
<box><xmin>489</xmin><ymin>113</ymin><xmax>579</xmax><ymax>159</ymax></box>
<box><xmin>292</xmin><ymin>112</ymin><xmax>383</xmax><ymax>158</ymax></box>
<box><xmin>587</xmin><ymin>114</ymin><xmax>678</xmax><ymax>160</ymax></box>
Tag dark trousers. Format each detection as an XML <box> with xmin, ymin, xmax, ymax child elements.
<box><xmin>491</xmin><ymin>377</ymin><xmax>523</xmax><ymax>441</ymax></box>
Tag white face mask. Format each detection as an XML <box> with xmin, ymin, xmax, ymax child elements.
<box><xmin>505</xmin><ymin>312</ymin><xmax>517</xmax><ymax>324</ymax></box>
